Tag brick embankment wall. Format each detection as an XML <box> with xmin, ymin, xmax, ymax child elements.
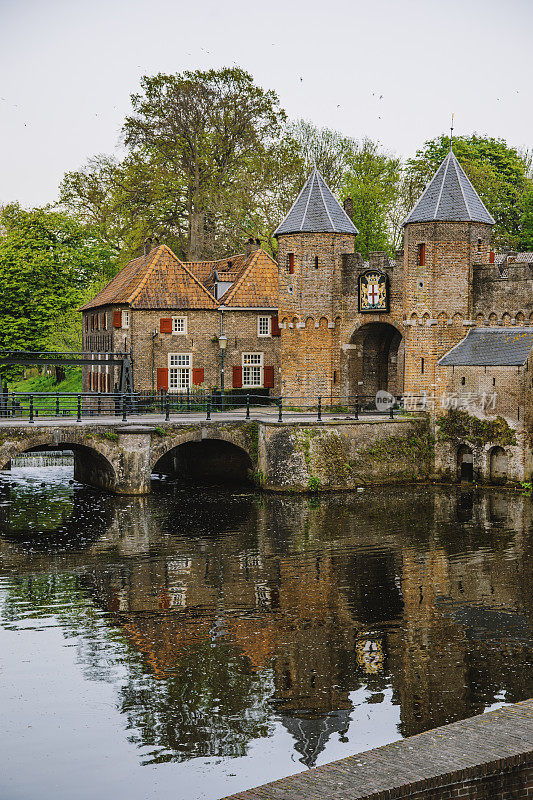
<box><xmin>223</xmin><ymin>699</ymin><xmax>533</xmax><ymax>800</ymax></box>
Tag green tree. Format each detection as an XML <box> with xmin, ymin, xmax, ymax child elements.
<box><xmin>122</xmin><ymin>67</ymin><xmax>286</xmax><ymax>260</ymax></box>
<box><xmin>517</xmin><ymin>188</ymin><xmax>533</xmax><ymax>250</ymax></box>
<box><xmin>0</xmin><ymin>205</ymin><xmax>116</xmax><ymax>381</ymax></box>
<box><xmin>341</xmin><ymin>139</ymin><xmax>402</xmax><ymax>257</ymax></box>
<box><xmin>404</xmin><ymin>134</ymin><xmax>533</xmax><ymax>247</ymax></box>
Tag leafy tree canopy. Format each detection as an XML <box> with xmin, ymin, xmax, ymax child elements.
<box><xmin>341</xmin><ymin>139</ymin><xmax>402</xmax><ymax>258</ymax></box>
<box><xmin>0</xmin><ymin>205</ymin><xmax>116</xmax><ymax>376</ymax></box>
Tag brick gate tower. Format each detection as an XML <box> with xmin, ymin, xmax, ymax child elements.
<box><xmin>274</xmin><ymin>167</ymin><xmax>358</xmax><ymax>400</ymax></box>
<box><xmin>401</xmin><ymin>147</ymin><xmax>495</xmax><ymax>398</ymax></box>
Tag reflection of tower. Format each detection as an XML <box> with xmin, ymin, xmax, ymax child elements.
<box><xmin>274</xmin><ymin>168</ymin><xmax>358</xmax><ymax>400</ymax></box>
<box><xmin>402</xmin><ymin>148</ymin><xmax>495</xmax><ymax>398</ymax></box>
<box><xmin>281</xmin><ymin>711</ymin><xmax>351</xmax><ymax>767</ymax></box>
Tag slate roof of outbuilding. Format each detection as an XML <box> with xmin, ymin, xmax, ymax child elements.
<box><xmin>80</xmin><ymin>245</ymin><xmax>218</xmax><ymax>311</ymax></box>
<box><xmin>219</xmin><ymin>248</ymin><xmax>279</xmax><ymax>308</ymax></box>
<box><xmin>274</xmin><ymin>167</ymin><xmax>359</xmax><ymax>237</ymax></box>
<box><xmin>403</xmin><ymin>150</ymin><xmax>495</xmax><ymax>227</ymax></box>
<box><xmin>438</xmin><ymin>327</ymin><xmax>533</xmax><ymax>366</ymax></box>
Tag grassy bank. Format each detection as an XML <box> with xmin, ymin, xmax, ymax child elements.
<box><xmin>9</xmin><ymin>368</ymin><xmax>82</xmax><ymax>394</ymax></box>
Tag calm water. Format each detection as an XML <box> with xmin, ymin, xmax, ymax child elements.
<box><xmin>0</xmin><ymin>468</ymin><xmax>532</xmax><ymax>800</ymax></box>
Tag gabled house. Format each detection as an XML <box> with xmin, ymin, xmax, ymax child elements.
<box><xmin>79</xmin><ymin>238</ymin><xmax>281</xmax><ymax>394</ymax></box>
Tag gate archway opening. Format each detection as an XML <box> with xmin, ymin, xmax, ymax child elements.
<box><xmin>152</xmin><ymin>439</ymin><xmax>254</xmax><ymax>486</ymax></box>
<box><xmin>457</xmin><ymin>445</ymin><xmax>474</xmax><ymax>482</ymax></box>
<box><xmin>348</xmin><ymin>322</ymin><xmax>404</xmax><ymax>398</ymax></box>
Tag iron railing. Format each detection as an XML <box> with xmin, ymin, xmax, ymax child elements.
<box><xmin>0</xmin><ymin>390</ymin><xmax>427</xmax><ymax>423</ymax></box>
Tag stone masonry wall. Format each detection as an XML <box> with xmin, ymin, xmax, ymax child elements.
<box><xmin>258</xmin><ymin>417</ymin><xmax>432</xmax><ymax>491</ymax></box>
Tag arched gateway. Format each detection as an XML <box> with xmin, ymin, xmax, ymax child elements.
<box><xmin>347</xmin><ymin>322</ymin><xmax>404</xmax><ymax>398</ymax></box>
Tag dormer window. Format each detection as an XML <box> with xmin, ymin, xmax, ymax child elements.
<box><xmin>417</xmin><ymin>243</ymin><xmax>426</xmax><ymax>266</ymax></box>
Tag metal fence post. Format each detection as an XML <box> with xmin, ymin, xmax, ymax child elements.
<box><xmin>55</xmin><ymin>394</ymin><xmax>60</xmax><ymax>417</ymax></box>
<box><xmin>246</xmin><ymin>394</ymin><xmax>250</xmax><ymax>420</ymax></box>
<box><xmin>77</xmin><ymin>394</ymin><xmax>82</xmax><ymax>422</ymax></box>
<box><xmin>122</xmin><ymin>395</ymin><xmax>127</xmax><ymax>422</ymax></box>
<box><xmin>318</xmin><ymin>396</ymin><xmax>322</xmax><ymax>422</ymax></box>
<box><xmin>187</xmin><ymin>387</ymin><xmax>190</xmax><ymax>413</ymax></box>
<box><xmin>278</xmin><ymin>397</ymin><xmax>283</xmax><ymax>423</ymax></box>
<box><xmin>165</xmin><ymin>397</ymin><xmax>170</xmax><ymax>421</ymax></box>
<box><xmin>29</xmin><ymin>395</ymin><xmax>34</xmax><ymax>423</ymax></box>
<box><xmin>354</xmin><ymin>395</ymin><xmax>359</xmax><ymax>420</ymax></box>
<box><xmin>97</xmin><ymin>392</ymin><xmax>102</xmax><ymax>416</ymax></box>
<box><xmin>206</xmin><ymin>397</ymin><xmax>211</xmax><ymax>420</ymax></box>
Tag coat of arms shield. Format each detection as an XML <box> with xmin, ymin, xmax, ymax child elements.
<box><xmin>358</xmin><ymin>270</ymin><xmax>389</xmax><ymax>313</ymax></box>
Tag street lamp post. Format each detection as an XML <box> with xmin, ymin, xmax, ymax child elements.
<box><xmin>218</xmin><ymin>334</ymin><xmax>227</xmax><ymax>411</ymax></box>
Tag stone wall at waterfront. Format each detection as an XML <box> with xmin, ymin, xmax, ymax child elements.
<box><xmin>258</xmin><ymin>417</ymin><xmax>432</xmax><ymax>492</ymax></box>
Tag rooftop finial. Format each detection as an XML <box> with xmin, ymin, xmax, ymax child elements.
<box><xmin>450</xmin><ymin>113</ymin><xmax>454</xmax><ymax>151</ymax></box>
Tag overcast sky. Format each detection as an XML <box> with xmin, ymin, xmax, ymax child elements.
<box><xmin>1</xmin><ymin>0</ymin><xmax>532</xmax><ymax>208</ymax></box>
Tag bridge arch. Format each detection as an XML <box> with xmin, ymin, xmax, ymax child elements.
<box><xmin>151</xmin><ymin>432</ymin><xmax>254</xmax><ymax>485</ymax></box>
<box><xmin>1</xmin><ymin>436</ymin><xmax>117</xmax><ymax>493</ymax></box>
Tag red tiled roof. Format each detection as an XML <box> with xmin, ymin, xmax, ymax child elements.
<box><xmin>80</xmin><ymin>245</ymin><xmax>217</xmax><ymax>311</ymax></box>
<box><xmin>80</xmin><ymin>245</ymin><xmax>278</xmax><ymax>312</ymax></box>
<box><xmin>220</xmin><ymin>249</ymin><xmax>279</xmax><ymax>308</ymax></box>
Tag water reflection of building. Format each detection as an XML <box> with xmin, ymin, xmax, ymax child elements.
<box><xmin>68</xmin><ymin>486</ymin><xmax>533</xmax><ymax>764</ymax></box>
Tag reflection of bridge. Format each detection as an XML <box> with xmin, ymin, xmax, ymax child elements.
<box><xmin>0</xmin><ymin>414</ymin><xmax>430</xmax><ymax>494</ymax></box>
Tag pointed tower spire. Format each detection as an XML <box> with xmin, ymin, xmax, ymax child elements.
<box><xmin>274</xmin><ymin>168</ymin><xmax>358</xmax><ymax>237</ymax></box>
<box><xmin>402</xmin><ymin>149</ymin><xmax>495</xmax><ymax>227</ymax></box>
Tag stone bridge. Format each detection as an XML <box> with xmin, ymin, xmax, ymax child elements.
<box><xmin>0</xmin><ymin>415</ymin><xmax>432</xmax><ymax>494</ymax></box>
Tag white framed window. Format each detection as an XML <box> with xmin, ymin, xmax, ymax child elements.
<box><xmin>122</xmin><ymin>310</ymin><xmax>130</xmax><ymax>329</ymax></box>
<box><xmin>242</xmin><ymin>352</ymin><xmax>263</xmax><ymax>387</ymax></box>
<box><xmin>258</xmin><ymin>316</ymin><xmax>271</xmax><ymax>337</ymax></box>
<box><xmin>169</xmin><ymin>353</ymin><xmax>191</xmax><ymax>391</ymax></box>
<box><xmin>172</xmin><ymin>316</ymin><xmax>187</xmax><ymax>334</ymax></box>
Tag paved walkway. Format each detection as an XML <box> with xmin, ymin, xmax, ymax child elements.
<box><xmin>0</xmin><ymin>411</ymin><xmax>408</xmax><ymax>427</ymax></box>
<box><xmin>222</xmin><ymin>699</ymin><xmax>533</xmax><ymax>799</ymax></box>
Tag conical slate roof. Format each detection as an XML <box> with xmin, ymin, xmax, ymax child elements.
<box><xmin>274</xmin><ymin>167</ymin><xmax>359</xmax><ymax>237</ymax></box>
<box><xmin>403</xmin><ymin>149</ymin><xmax>495</xmax><ymax>227</ymax></box>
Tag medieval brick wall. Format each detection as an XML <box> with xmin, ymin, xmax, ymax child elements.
<box><xmin>402</xmin><ymin>221</ymin><xmax>493</xmax><ymax>399</ymax></box>
<box><xmin>473</xmin><ymin>263</ymin><xmax>533</xmax><ymax>323</ymax></box>
<box><xmin>276</xmin><ymin>231</ymin><xmax>356</xmax><ymax>400</ymax></box>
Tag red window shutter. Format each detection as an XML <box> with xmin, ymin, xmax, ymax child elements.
<box><xmin>271</xmin><ymin>315</ymin><xmax>281</xmax><ymax>337</ymax></box>
<box><xmin>160</xmin><ymin>318</ymin><xmax>172</xmax><ymax>334</ymax></box>
<box><xmin>157</xmin><ymin>368</ymin><xmax>169</xmax><ymax>391</ymax></box>
<box><xmin>264</xmin><ymin>366</ymin><xmax>274</xmax><ymax>388</ymax></box>
<box><xmin>106</xmin><ymin>374</ymin><xmax>110</xmax><ymax>392</ymax></box>
<box><xmin>418</xmin><ymin>243</ymin><xmax>425</xmax><ymax>266</ymax></box>
<box><xmin>288</xmin><ymin>253</ymin><xmax>295</xmax><ymax>274</ymax></box>
<box><xmin>85</xmin><ymin>316</ymin><xmax>89</xmax><ymax>331</ymax></box>
<box><xmin>232</xmin><ymin>366</ymin><xmax>242</xmax><ymax>388</ymax></box>
<box><xmin>113</xmin><ymin>310</ymin><xmax>122</xmax><ymax>328</ymax></box>
<box><xmin>192</xmin><ymin>368</ymin><xmax>204</xmax><ymax>386</ymax></box>
<box><xmin>489</xmin><ymin>251</ymin><xmax>495</xmax><ymax>264</ymax></box>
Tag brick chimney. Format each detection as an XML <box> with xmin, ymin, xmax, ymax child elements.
<box><xmin>343</xmin><ymin>197</ymin><xmax>354</xmax><ymax>221</ymax></box>
<box><xmin>244</xmin><ymin>237</ymin><xmax>261</xmax><ymax>258</ymax></box>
